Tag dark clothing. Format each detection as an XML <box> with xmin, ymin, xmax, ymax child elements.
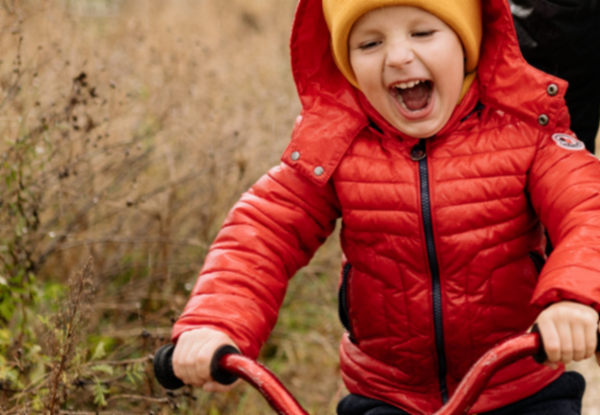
<box><xmin>337</xmin><ymin>371</ymin><xmax>585</xmax><ymax>415</ymax></box>
<box><xmin>510</xmin><ymin>0</ymin><xmax>600</xmax><ymax>152</ymax></box>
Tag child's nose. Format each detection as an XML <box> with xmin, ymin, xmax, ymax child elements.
<box><xmin>385</xmin><ymin>42</ymin><xmax>415</xmax><ymax>68</ymax></box>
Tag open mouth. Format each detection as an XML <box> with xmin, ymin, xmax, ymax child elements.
<box><xmin>390</xmin><ymin>80</ymin><xmax>433</xmax><ymax>112</ymax></box>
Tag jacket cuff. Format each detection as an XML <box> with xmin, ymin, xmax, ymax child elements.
<box><xmin>171</xmin><ymin>294</ymin><xmax>272</xmax><ymax>359</ymax></box>
<box><xmin>532</xmin><ymin>267</ymin><xmax>600</xmax><ymax>313</ymax></box>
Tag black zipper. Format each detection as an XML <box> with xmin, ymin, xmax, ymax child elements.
<box><xmin>338</xmin><ymin>263</ymin><xmax>356</xmax><ymax>343</ymax></box>
<box><xmin>412</xmin><ymin>139</ymin><xmax>449</xmax><ymax>404</ymax></box>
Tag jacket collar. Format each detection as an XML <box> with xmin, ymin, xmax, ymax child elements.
<box><xmin>282</xmin><ymin>0</ymin><xmax>570</xmax><ymax>186</ymax></box>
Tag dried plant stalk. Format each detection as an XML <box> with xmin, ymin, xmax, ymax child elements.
<box><xmin>45</xmin><ymin>257</ymin><xmax>95</xmax><ymax>415</ymax></box>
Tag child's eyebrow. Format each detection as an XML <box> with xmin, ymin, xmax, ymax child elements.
<box><xmin>352</xmin><ymin>27</ymin><xmax>382</xmax><ymax>37</ymax></box>
<box><xmin>406</xmin><ymin>16</ymin><xmax>442</xmax><ymax>27</ymax></box>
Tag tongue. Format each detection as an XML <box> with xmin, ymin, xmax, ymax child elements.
<box><xmin>399</xmin><ymin>83</ymin><xmax>430</xmax><ymax>111</ymax></box>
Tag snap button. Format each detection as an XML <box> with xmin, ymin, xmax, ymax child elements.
<box><xmin>291</xmin><ymin>151</ymin><xmax>300</xmax><ymax>161</ymax></box>
<box><xmin>314</xmin><ymin>166</ymin><xmax>324</xmax><ymax>176</ymax></box>
<box><xmin>547</xmin><ymin>84</ymin><xmax>558</xmax><ymax>96</ymax></box>
<box><xmin>538</xmin><ymin>114</ymin><xmax>549</xmax><ymax>126</ymax></box>
<box><xmin>410</xmin><ymin>145</ymin><xmax>426</xmax><ymax>161</ymax></box>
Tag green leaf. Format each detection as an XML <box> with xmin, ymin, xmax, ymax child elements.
<box><xmin>27</xmin><ymin>344</ymin><xmax>42</xmax><ymax>357</ymax></box>
<box><xmin>91</xmin><ymin>341</ymin><xmax>106</xmax><ymax>360</ymax></box>
<box><xmin>125</xmin><ymin>362</ymin><xmax>144</xmax><ymax>384</ymax></box>
<box><xmin>90</xmin><ymin>364</ymin><xmax>114</xmax><ymax>375</ymax></box>
<box><xmin>0</xmin><ymin>301</ymin><xmax>16</xmax><ymax>321</ymax></box>
<box><xmin>0</xmin><ymin>329</ymin><xmax>10</xmax><ymax>346</ymax></box>
<box><xmin>93</xmin><ymin>379</ymin><xmax>108</xmax><ymax>407</ymax></box>
<box><xmin>30</xmin><ymin>395</ymin><xmax>44</xmax><ymax>411</ymax></box>
<box><xmin>38</xmin><ymin>314</ymin><xmax>52</xmax><ymax>329</ymax></box>
<box><xmin>29</xmin><ymin>360</ymin><xmax>46</xmax><ymax>384</ymax></box>
<box><xmin>0</xmin><ymin>364</ymin><xmax>19</xmax><ymax>385</ymax></box>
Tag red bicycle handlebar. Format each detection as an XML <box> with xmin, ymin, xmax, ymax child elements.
<box><xmin>154</xmin><ymin>329</ymin><xmax>599</xmax><ymax>415</ymax></box>
<box><xmin>213</xmin><ymin>332</ymin><xmax>539</xmax><ymax>415</ymax></box>
<box><xmin>219</xmin><ymin>354</ymin><xmax>309</xmax><ymax>415</ymax></box>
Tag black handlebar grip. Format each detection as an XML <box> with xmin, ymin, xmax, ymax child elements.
<box><xmin>210</xmin><ymin>345</ymin><xmax>241</xmax><ymax>385</ymax></box>
<box><xmin>153</xmin><ymin>344</ymin><xmax>185</xmax><ymax>390</ymax></box>
<box><xmin>532</xmin><ymin>323</ymin><xmax>600</xmax><ymax>364</ymax></box>
<box><xmin>153</xmin><ymin>344</ymin><xmax>241</xmax><ymax>389</ymax></box>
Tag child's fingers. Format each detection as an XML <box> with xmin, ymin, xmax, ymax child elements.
<box><xmin>171</xmin><ymin>328</ymin><xmax>240</xmax><ymax>390</ymax></box>
<box><xmin>175</xmin><ymin>334</ymin><xmax>210</xmax><ymax>386</ymax></box>
<box><xmin>195</xmin><ymin>337</ymin><xmax>230</xmax><ymax>384</ymax></box>
<box><xmin>556</xmin><ymin>321</ymin><xmax>574</xmax><ymax>364</ymax></box>
<box><xmin>189</xmin><ymin>343</ymin><xmax>213</xmax><ymax>386</ymax></box>
<box><xmin>193</xmin><ymin>332</ymin><xmax>241</xmax><ymax>387</ymax></box>
<box><xmin>537</xmin><ymin>319</ymin><xmax>561</xmax><ymax>364</ymax></box>
<box><xmin>185</xmin><ymin>350</ymin><xmax>209</xmax><ymax>386</ymax></box>
<box><xmin>584</xmin><ymin>322</ymin><xmax>599</xmax><ymax>360</ymax></box>
<box><xmin>571</xmin><ymin>323</ymin><xmax>586</xmax><ymax>361</ymax></box>
<box><xmin>172</xmin><ymin>333</ymin><xmax>197</xmax><ymax>383</ymax></box>
<box><xmin>597</xmin><ymin>323</ymin><xmax>600</xmax><ymax>365</ymax></box>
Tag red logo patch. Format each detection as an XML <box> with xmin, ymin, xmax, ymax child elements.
<box><xmin>552</xmin><ymin>134</ymin><xmax>585</xmax><ymax>151</ymax></box>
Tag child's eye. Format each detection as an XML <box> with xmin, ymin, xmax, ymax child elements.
<box><xmin>412</xmin><ymin>30</ymin><xmax>435</xmax><ymax>38</ymax></box>
<box><xmin>359</xmin><ymin>40</ymin><xmax>381</xmax><ymax>50</ymax></box>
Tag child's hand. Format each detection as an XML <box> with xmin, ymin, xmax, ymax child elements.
<box><xmin>535</xmin><ymin>301</ymin><xmax>600</xmax><ymax>369</ymax></box>
<box><xmin>172</xmin><ymin>327</ymin><xmax>241</xmax><ymax>392</ymax></box>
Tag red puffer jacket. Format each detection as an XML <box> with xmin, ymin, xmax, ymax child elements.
<box><xmin>173</xmin><ymin>0</ymin><xmax>600</xmax><ymax>413</ymax></box>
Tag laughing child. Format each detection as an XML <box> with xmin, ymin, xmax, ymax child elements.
<box><xmin>169</xmin><ymin>0</ymin><xmax>600</xmax><ymax>413</ymax></box>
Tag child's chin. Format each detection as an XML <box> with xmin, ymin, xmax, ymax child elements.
<box><xmin>393</xmin><ymin>119</ymin><xmax>443</xmax><ymax>139</ymax></box>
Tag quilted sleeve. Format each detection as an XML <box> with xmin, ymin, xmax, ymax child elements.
<box><xmin>527</xmin><ymin>131</ymin><xmax>600</xmax><ymax>311</ymax></box>
<box><xmin>171</xmin><ymin>163</ymin><xmax>341</xmax><ymax>358</ymax></box>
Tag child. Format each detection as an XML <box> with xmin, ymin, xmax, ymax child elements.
<box><xmin>171</xmin><ymin>0</ymin><xmax>600</xmax><ymax>413</ymax></box>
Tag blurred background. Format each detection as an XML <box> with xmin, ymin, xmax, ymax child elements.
<box><xmin>0</xmin><ymin>0</ymin><xmax>598</xmax><ymax>413</ymax></box>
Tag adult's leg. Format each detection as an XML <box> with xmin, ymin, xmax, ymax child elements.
<box><xmin>481</xmin><ymin>372</ymin><xmax>586</xmax><ymax>415</ymax></box>
<box><xmin>337</xmin><ymin>394</ymin><xmax>412</xmax><ymax>415</ymax></box>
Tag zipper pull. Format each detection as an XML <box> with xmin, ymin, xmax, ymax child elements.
<box><xmin>410</xmin><ymin>138</ymin><xmax>427</xmax><ymax>161</ymax></box>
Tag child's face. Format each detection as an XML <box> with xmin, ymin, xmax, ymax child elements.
<box><xmin>349</xmin><ymin>6</ymin><xmax>465</xmax><ymax>138</ymax></box>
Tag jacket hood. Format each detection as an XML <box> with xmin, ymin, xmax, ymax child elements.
<box><xmin>282</xmin><ymin>0</ymin><xmax>571</xmax><ymax>186</ymax></box>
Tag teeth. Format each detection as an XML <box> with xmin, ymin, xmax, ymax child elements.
<box><xmin>395</xmin><ymin>93</ymin><xmax>408</xmax><ymax>109</ymax></box>
<box><xmin>394</xmin><ymin>80</ymin><xmax>425</xmax><ymax>90</ymax></box>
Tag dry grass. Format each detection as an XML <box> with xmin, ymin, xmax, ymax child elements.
<box><xmin>0</xmin><ymin>0</ymin><xmax>598</xmax><ymax>413</ymax></box>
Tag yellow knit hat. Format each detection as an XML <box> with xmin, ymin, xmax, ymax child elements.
<box><xmin>323</xmin><ymin>0</ymin><xmax>482</xmax><ymax>91</ymax></box>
